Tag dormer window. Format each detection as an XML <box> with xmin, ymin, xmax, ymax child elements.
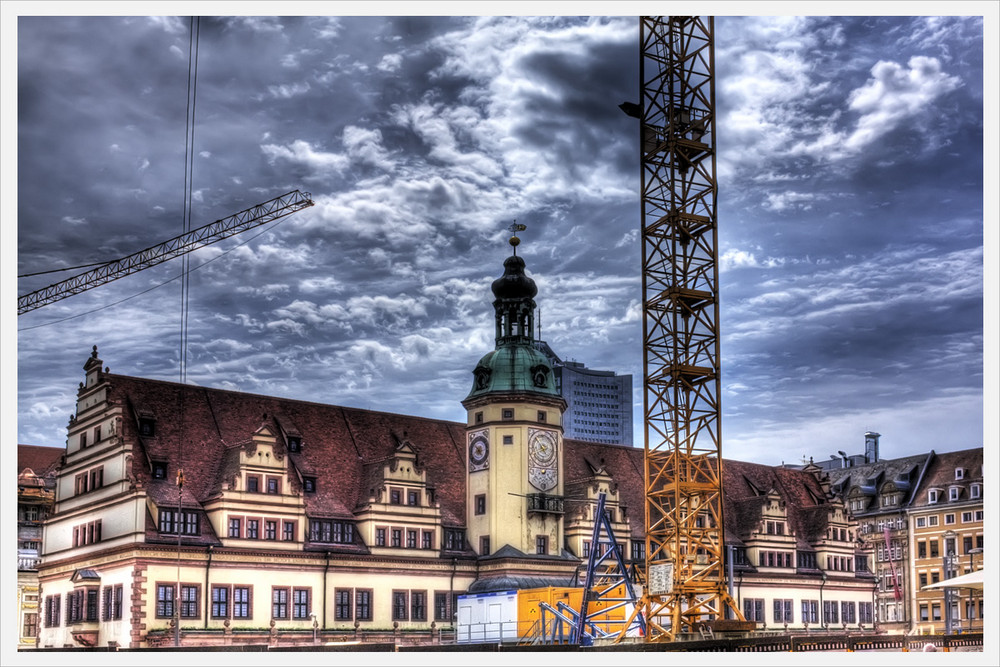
<box><xmin>139</xmin><ymin>418</ymin><xmax>155</xmax><ymax>437</ymax></box>
<box><xmin>152</xmin><ymin>462</ymin><xmax>167</xmax><ymax>480</ymax></box>
<box><xmin>928</xmin><ymin>489</ymin><xmax>940</xmax><ymax>504</ymax></box>
<box><xmin>303</xmin><ymin>477</ymin><xmax>316</xmax><ymax>493</ymax></box>
<box><xmin>246</xmin><ymin>475</ymin><xmax>260</xmax><ymax>493</ymax></box>
<box><xmin>949</xmin><ymin>487</ymin><xmax>961</xmax><ymax>501</ymax></box>
<box><xmin>955</xmin><ymin>467</ymin><xmax>965</xmax><ymax>480</ymax></box>
<box><xmin>970</xmin><ymin>483</ymin><xmax>981</xmax><ymax>499</ymax></box>
<box><xmin>288</xmin><ymin>437</ymin><xmax>301</xmax><ymax>453</ymax></box>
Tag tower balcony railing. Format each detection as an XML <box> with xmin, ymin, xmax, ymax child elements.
<box><xmin>18</xmin><ymin>555</ymin><xmax>41</xmax><ymax>570</ymax></box>
<box><xmin>526</xmin><ymin>493</ymin><xmax>564</xmax><ymax>514</ymax></box>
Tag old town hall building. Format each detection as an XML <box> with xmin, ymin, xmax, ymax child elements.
<box><xmin>36</xmin><ymin>244</ymin><xmax>882</xmax><ymax>649</ymax></box>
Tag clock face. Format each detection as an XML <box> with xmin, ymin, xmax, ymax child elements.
<box><xmin>528</xmin><ymin>429</ymin><xmax>558</xmax><ymax>491</ymax></box>
<box><xmin>468</xmin><ymin>430</ymin><xmax>489</xmax><ymax>472</ymax></box>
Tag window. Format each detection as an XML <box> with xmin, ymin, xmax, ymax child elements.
<box><xmin>246</xmin><ymin>519</ymin><xmax>259</xmax><ymax>539</ymax></box>
<box><xmin>407</xmin><ymin>490</ymin><xmax>419</xmax><ymax>506</ymax></box>
<box><xmin>970</xmin><ymin>484</ymin><xmax>981</xmax><ymax>499</ymax></box>
<box><xmin>931</xmin><ymin>571</ymin><xmax>940</xmax><ymax>584</ymax></box>
<box><xmin>919</xmin><ymin>573</ymin><xmax>928</xmax><ymax>588</ymax></box>
<box><xmin>435</xmin><ymin>592</ymin><xmax>450</xmax><ymax>622</ymax></box>
<box><xmin>766</xmin><ymin>521</ymin><xmax>784</xmax><ymax>535</ymax></box>
<box><xmin>930</xmin><ymin>541</ymin><xmax>939</xmax><ymax>558</ymax></box>
<box><xmin>152</xmin><ymin>461</ymin><xmax>167</xmax><ymax>479</ymax></box>
<box><xmin>475</xmin><ymin>494</ymin><xmax>486</xmax><ymax>515</ymax></box>
<box><xmin>233</xmin><ymin>586</ymin><xmax>251</xmax><ymax>618</ymax></box>
<box><xmin>272</xmin><ymin>588</ymin><xmax>289</xmax><ymax>620</ymax></box>
<box><xmin>246</xmin><ymin>475</ymin><xmax>260</xmax><ymax>493</ymax></box>
<box><xmin>502</xmin><ymin>409</ymin><xmax>514</xmax><ymax>420</ymax></box>
<box><xmin>292</xmin><ymin>588</ymin><xmax>310</xmax><ymax>619</ymax></box>
<box><xmin>356</xmin><ymin>589</ymin><xmax>372</xmax><ymax>621</ymax></box>
<box><xmin>841</xmin><ymin>601</ymin><xmax>856</xmax><ymax>624</ymax></box>
<box><xmin>480</xmin><ymin>536</ymin><xmax>491</xmax><ymax>556</ymax></box>
<box><xmin>962</xmin><ymin>512</ymin><xmax>974</xmax><ymax>524</ymax></box>
<box><xmin>156</xmin><ymin>584</ymin><xmax>175</xmax><ymax>619</ymax></box>
<box><xmin>949</xmin><ymin>487</ymin><xmax>961</xmax><ymax>501</ymax></box>
<box><xmin>929</xmin><ymin>489</ymin><xmax>939</xmax><ymax>503</ymax></box>
<box><xmin>920</xmin><ymin>605</ymin><xmax>929</xmax><ymax>622</ymax></box>
<box><xmin>475</xmin><ymin>412</ymin><xmax>483</xmax><ymax>424</ymax></box>
<box><xmin>422</xmin><ymin>531</ymin><xmax>433</xmax><ymax>550</ymax></box>
<box><xmin>391</xmin><ymin>529</ymin><xmax>402</xmax><ymax>548</ymax></box>
<box><xmin>80</xmin><ymin>431</ymin><xmax>88</xmax><ymax>449</ymax></box>
<box><xmin>45</xmin><ymin>596</ymin><xmax>61</xmax><ymax>627</ymax></box>
<box><xmin>859</xmin><ymin>602</ymin><xmax>874</xmax><ymax>625</ymax></box>
<box><xmin>23</xmin><ymin>612</ymin><xmax>38</xmax><ymax>638</ymax></box>
<box><xmin>303</xmin><ymin>477</ymin><xmax>316</xmax><ymax>493</ymax></box>
<box><xmin>376</xmin><ymin>527</ymin><xmax>387</xmax><ymax>547</ymax></box>
<box><xmin>181</xmin><ymin>585</ymin><xmax>199</xmax><ymax>618</ymax></box>
<box><xmin>536</xmin><ymin>535</ymin><xmax>548</xmax><ymax>555</ymax></box>
<box><xmin>823</xmin><ymin>600</ymin><xmax>839</xmax><ymax>625</ymax></box>
<box><xmin>212</xmin><ymin>586</ymin><xmax>229</xmax><ymax>618</ymax></box>
<box><xmin>228</xmin><ymin>517</ymin><xmax>242</xmax><ymax>538</ymax></box>
<box><xmin>283</xmin><ymin>521</ymin><xmax>296</xmax><ymax>541</ymax></box>
<box><xmin>931</xmin><ymin>603</ymin><xmax>941</xmax><ymax>621</ymax></box>
<box><xmin>393</xmin><ymin>591</ymin><xmax>408</xmax><ymax>621</ymax></box>
<box><xmin>916</xmin><ymin>517</ymin><xmax>926</xmax><ymax>528</ymax></box>
<box><xmin>537</xmin><ymin>411</ymin><xmax>546</xmax><ymax>423</ymax></box>
<box><xmin>73</xmin><ymin>520</ymin><xmax>103</xmax><ymax>547</ymax></box>
<box><xmin>928</xmin><ymin>516</ymin><xmax>939</xmax><ymax>526</ymax></box>
<box><xmin>309</xmin><ymin>519</ymin><xmax>354</xmax><ymax>544</ymax></box>
<box><xmin>743</xmin><ymin>598</ymin><xmax>764</xmax><ymax>622</ymax></box>
<box><xmin>335</xmin><ymin>589</ymin><xmax>352</xmax><ymax>621</ymax></box>
<box><xmin>444</xmin><ymin>529</ymin><xmax>464</xmax><ymax>551</ymax></box>
<box><xmin>267</xmin><ymin>477</ymin><xmax>280</xmax><ymax>494</ymax></box>
<box><xmin>955</xmin><ymin>467</ymin><xmax>965</xmax><ymax>480</ymax></box>
<box><xmin>631</xmin><ymin>541</ymin><xmax>646</xmax><ymax>562</ymax></box>
<box><xmin>797</xmin><ymin>551</ymin><xmax>817</xmax><ymax>570</ymax></box>
<box><xmin>102</xmin><ymin>585</ymin><xmax>123</xmax><ymax>621</ymax></box>
<box><xmin>801</xmin><ymin>600</ymin><xmax>819</xmax><ymax>624</ymax></box>
<box><xmin>918</xmin><ymin>541</ymin><xmax>927</xmax><ymax>558</ymax></box>
<box><xmin>139</xmin><ymin>418</ymin><xmax>156</xmax><ymax>436</ymax></box>
<box><xmin>945</xmin><ymin>514</ymin><xmax>956</xmax><ymax>525</ymax></box>
<box><xmin>287</xmin><ymin>437</ymin><xmax>301</xmax><ymax>453</ymax></box>
<box><xmin>407</xmin><ymin>529</ymin><xmax>417</xmax><ymax>549</ymax></box>
<box><xmin>86</xmin><ymin>588</ymin><xmax>99</xmax><ymax>622</ymax></box>
<box><xmin>503</xmin><ymin>435</ymin><xmax>514</xmax><ymax>445</ymax></box>
<box><xmin>390</xmin><ymin>489</ymin><xmax>402</xmax><ymax>504</ymax></box>
<box><xmin>265</xmin><ymin>521</ymin><xmax>277</xmax><ymax>540</ymax></box>
<box><xmin>159</xmin><ymin>509</ymin><xmax>199</xmax><ymax>535</ymax></box>
<box><xmin>773</xmin><ymin>599</ymin><xmax>793</xmax><ymax>624</ymax></box>
<box><xmin>411</xmin><ymin>591</ymin><xmax>427</xmax><ymax>621</ymax></box>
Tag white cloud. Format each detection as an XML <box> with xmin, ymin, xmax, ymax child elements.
<box><xmin>268</xmin><ymin>81</ymin><xmax>311</xmax><ymax>99</ymax></box>
<box><xmin>261</xmin><ymin>140</ymin><xmax>350</xmax><ymax>175</ymax></box>
<box><xmin>377</xmin><ymin>53</ymin><xmax>403</xmax><ymax>73</ymax></box>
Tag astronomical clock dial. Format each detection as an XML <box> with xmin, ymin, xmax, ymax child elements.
<box><xmin>468</xmin><ymin>429</ymin><xmax>489</xmax><ymax>472</ymax></box>
<box><xmin>528</xmin><ymin>429</ymin><xmax>558</xmax><ymax>491</ymax></box>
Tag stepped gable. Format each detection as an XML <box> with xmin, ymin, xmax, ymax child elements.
<box><xmin>722</xmin><ymin>459</ymin><xmax>833</xmax><ymax>542</ymax></box>
<box><xmin>18</xmin><ymin>444</ymin><xmax>63</xmax><ymax>477</ymax></box>
<box><xmin>110</xmin><ymin>374</ymin><xmax>469</xmax><ymax>526</ymax></box>
<box><xmin>562</xmin><ymin>438</ymin><xmax>645</xmax><ymax>537</ymax></box>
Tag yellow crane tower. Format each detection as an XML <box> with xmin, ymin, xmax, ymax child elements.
<box><xmin>621</xmin><ymin>16</ymin><xmax>745</xmax><ymax>641</ymax></box>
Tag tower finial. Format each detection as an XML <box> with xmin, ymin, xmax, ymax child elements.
<box><xmin>507</xmin><ymin>221</ymin><xmax>527</xmax><ymax>255</ymax></box>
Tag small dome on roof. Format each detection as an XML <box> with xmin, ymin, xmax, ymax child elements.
<box><xmin>491</xmin><ymin>255</ymin><xmax>537</xmax><ymax>300</ymax></box>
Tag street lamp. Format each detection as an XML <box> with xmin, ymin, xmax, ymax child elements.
<box><xmin>943</xmin><ymin>530</ymin><xmax>956</xmax><ymax>636</ymax></box>
<box><xmin>967</xmin><ymin>547</ymin><xmax>983</xmax><ymax>632</ymax></box>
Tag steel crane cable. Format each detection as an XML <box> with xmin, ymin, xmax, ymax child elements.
<box><xmin>179</xmin><ymin>16</ymin><xmax>201</xmax><ymax>385</ymax></box>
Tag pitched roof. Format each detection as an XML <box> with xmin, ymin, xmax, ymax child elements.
<box><xmin>910</xmin><ymin>448</ymin><xmax>983</xmax><ymax>508</ymax></box>
<box><xmin>825</xmin><ymin>453</ymin><xmax>931</xmax><ymax>508</ymax></box>
<box><xmin>17</xmin><ymin>444</ymin><xmax>62</xmax><ymax>478</ymax></box>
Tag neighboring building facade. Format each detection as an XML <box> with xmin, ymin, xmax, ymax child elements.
<box><xmin>825</xmin><ymin>452</ymin><xmax>934</xmax><ymax>633</ymax></box>
<box><xmin>533</xmin><ymin>341</ymin><xmax>633</xmax><ymax>446</ymax></box>
<box><xmin>36</xmin><ymin>245</ymin><xmax>887</xmax><ymax>649</ymax></box>
<box><xmin>907</xmin><ymin>448</ymin><xmax>984</xmax><ymax>634</ymax></box>
<box><xmin>17</xmin><ymin>445</ymin><xmax>62</xmax><ymax>649</ymax></box>
<box><xmin>724</xmin><ymin>460</ymin><xmax>877</xmax><ymax>631</ymax></box>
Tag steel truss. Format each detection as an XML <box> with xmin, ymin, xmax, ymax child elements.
<box><xmin>18</xmin><ymin>190</ymin><xmax>314</xmax><ymax>315</ymax></box>
<box><xmin>632</xmin><ymin>16</ymin><xmax>743</xmax><ymax>641</ymax></box>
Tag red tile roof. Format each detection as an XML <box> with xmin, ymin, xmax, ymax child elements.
<box><xmin>17</xmin><ymin>444</ymin><xmax>63</xmax><ymax>478</ymax></box>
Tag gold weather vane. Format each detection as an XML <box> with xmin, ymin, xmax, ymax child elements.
<box><xmin>508</xmin><ymin>220</ymin><xmax>527</xmax><ymax>255</ymax></box>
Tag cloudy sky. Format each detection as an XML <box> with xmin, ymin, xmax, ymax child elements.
<box><xmin>7</xmin><ymin>6</ymin><xmax>993</xmax><ymax>467</ymax></box>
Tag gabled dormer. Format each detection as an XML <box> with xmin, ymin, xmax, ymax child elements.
<box><xmin>354</xmin><ymin>435</ymin><xmax>443</xmax><ymax>557</ymax></box>
<box><xmin>564</xmin><ymin>459</ymin><xmax>634</xmax><ymax>561</ymax></box>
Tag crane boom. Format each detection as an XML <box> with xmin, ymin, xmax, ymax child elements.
<box><xmin>18</xmin><ymin>189</ymin><xmax>314</xmax><ymax>315</ymax></box>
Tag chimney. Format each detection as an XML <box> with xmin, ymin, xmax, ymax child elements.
<box><xmin>864</xmin><ymin>431</ymin><xmax>881</xmax><ymax>464</ymax></box>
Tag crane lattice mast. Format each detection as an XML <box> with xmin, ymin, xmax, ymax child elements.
<box><xmin>628</xmin><ymin>16</ymin><xmax>743</xmax><ymax>641</ymax></box>
<box><xmin>18</xmin><ymin>190</ymin><xmax>313</xmax><ymax>315</ymax></box>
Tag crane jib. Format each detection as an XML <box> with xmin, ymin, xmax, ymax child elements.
<box><xmin>17</xmin><ymin>190</ymin><xmax>314</xmax><ymax>315</ymax></box>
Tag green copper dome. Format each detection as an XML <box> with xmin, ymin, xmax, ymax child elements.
<box><xmin>464</xmin><ymin>245</ymin><xmax>560</xmax><ymax>403</ymax></box>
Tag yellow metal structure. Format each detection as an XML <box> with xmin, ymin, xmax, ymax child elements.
<box><xmin>630</xmin><ymin>16</ymin><xmax>743</xmax><ymax>641</ymax></box>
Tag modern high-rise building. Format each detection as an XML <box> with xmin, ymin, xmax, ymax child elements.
<box><xmin>532</xmin><ymin>341</ymin><xmax>632</xmax><ymax>446</ymax></box>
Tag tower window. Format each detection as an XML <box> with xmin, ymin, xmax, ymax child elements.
<box><xmin>537</xmin><ymin>411</ymin><xmax>546</xmax><ymax>423</ymax></box>
<box><xmin>503</xmin><ymin>435</ymin><xmax>513</xmax><ymax>445</ymax></box>
<box><xmin>536</xmin><ymin>535</ymin><xmax>548</xmax><ymax>555</ymax></box>
<box><xmin>502</xmin><ymin>409</ymin><xmax>514</xmax><ymax>420</ymax></box>
<box><xmin>475</xmin><ymin>412</ymin><xmax>484</xmax><ymax>424</ymax></box>
<box><xmin>475</xmin><ymin>494</ymin><xmax>486</xmax><ymax>515</ymax></box>
<box><xmin>480</xmin><ymin>536</ymin><xmax>491</xmax><ymax>556</ymax></box>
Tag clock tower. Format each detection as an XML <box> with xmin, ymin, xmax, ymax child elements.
<box><xmin>462</xmin><ymin>232</ymin><xmax>567</xmax><ymax>559</ymax></box>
